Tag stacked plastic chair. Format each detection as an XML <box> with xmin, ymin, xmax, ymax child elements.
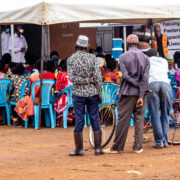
<box><xmin>31</xmin><ymin>80</ymin><xmax>56</xmax><ymax>129</ymax></box>
<box><xmin>0</xmin><ymin>79</ymin><xmax>11</xmax><ymax>125</ymax></box>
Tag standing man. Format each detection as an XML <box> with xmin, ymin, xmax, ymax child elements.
<box><xmin>153</xmin><ymin>24</ymin><xmax>169</xmax><ymax>58</ymax></box>
<box><xmin>67</xmin><ymin>35</ymin><xmax>103</xmax><ymax>156</ymax></box>
<box><xmin>104</xmin><ymin>34</ymin><xmax>150</xmax><ymax>154</ymax></box>
<box><xmin>1</xmin><ymin>25</ymin><xmax>10</xmax><ymax>55</ymax></box>
<box><xmin>9</xmin><ymin>25</ymin><xmax>28</xmax><ymax>63</ymax></box>
<box><xmin>146</xmin><ymin>48</ymin><xmax>172</xmax><ymax>148</ymax></box>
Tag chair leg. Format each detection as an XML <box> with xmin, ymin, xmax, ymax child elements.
<box><xmin>49</xmin><ymin>105</ymin><xmax>55</xmax><ymax>128</ymax></box>
<box><xmin>63</xmin><ymin>110</ymin><xmax>68</xmax><ymax>128</ymax></box>
<box><xmin>5</xmin><ymin>105</ymin><xmax>11</xmax><ymax>126</ymax></box>
<box><xmin>86</xmin><ymin>112</ymin><xmax>90</xmax><ymax>126</ymax></box>
<box><xmin>115</xmin><ymin>107</ymin><xmax>118</xmax><ymax>126</ymax></box>
<box><xmin>25</xmin><ymin>120</ymin><xmax>28</xmax><ymax>128</ymax></box>
<box><xmin>45</xmin><ymin>109</ymin><xmax>51</xmax><ymax>127</ymax></box>
<box><xmin>1</xmin><ymin>108</ymin><xmax>6</xmax><ymax>124</ymax></box>
<box><xmin>53</xmin><ymin>109</ymin><xmax>56</xmax><ymax>128</ymax></box>
<box><xmin>84</xmin><ymin>114</ymin><xmax>87</xmax><ymax>128</ymax></box>
<box><xmin>34</xmin><ymin>106</ymin><xmax>39</xmax><ymax>130</ymax></box>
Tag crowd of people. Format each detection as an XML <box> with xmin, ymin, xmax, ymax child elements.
<box><xmin>0</xmin><ymin>23</ymin><xmax>180</xmax><ymax>156</ymax></box>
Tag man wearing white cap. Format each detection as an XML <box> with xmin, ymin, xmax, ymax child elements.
<box><xmin>67</xmin><ymin>35</ymin><xmax>103</xmax><ymax>156</ymax></box>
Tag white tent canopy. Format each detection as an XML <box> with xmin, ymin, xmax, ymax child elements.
<box><xmin>0</xmin><ymin>0</ymin><xmax>180</xmax><ymax>25</ymax></box>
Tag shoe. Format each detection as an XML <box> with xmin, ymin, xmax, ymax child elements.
<box><xmin>69</xmin><ymin>132</ymin><xmax>84</xmax><ymax>156</ymax></box>
<box><xmin>94</xmin><ymin>131</ymin><xmax>104</xmax><ymax>155</ymax></box>
<box><xmin>164</xmin><ymin>144</ymin><xmax>168</xmax><ymax>148</ymax></box>
<box><xmin>154</xmin><ymin>145</ymin><xmax>164</xmax><ymax>149</ymax></box>
<box><xmin>103</xmin><ymin>148</ymin><xmax>120</xmax><ymax>154</ymax></box>
<box><xmin>133</xmin><ymin>148</ymin><xmax>143</xmax><ymax>154</ymax></box>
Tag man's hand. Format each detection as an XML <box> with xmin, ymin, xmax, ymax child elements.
<box><xmin>90</xmin><ymin>77</ymin><xmax>95</xmax><ymax>84</ymax></box>
<box><xmin>21</xmin><ymin>48</ymin><xmax>26</xmax><ymax>52</ymax></box>
<box><xmin>98</xmin><ymin>95</ymin><xmax>102</xmax><ymax>104</ymax></box>
<box><xmin>136</xmin><ymin>97</ymin><xmax>143</xmax><ymax>108</ymax></box>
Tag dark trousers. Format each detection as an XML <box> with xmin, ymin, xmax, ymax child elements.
<box><xmin>73</xmin><ymin>94</ymin><xmax>100</xmax><ymax>132</ymax></box>
<box><xmin>112</xmin><ymin>96</ymin><xmax>146</xmax><ymax>151</ymax></box>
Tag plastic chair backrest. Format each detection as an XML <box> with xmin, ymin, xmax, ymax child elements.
<box><xmin>168</xmin><ymin>74</ymin><xmax>177</xmax><ymax>86</ymax></box>
<box><xmin>0</xmin><ymin>79</ymin><xmax>11</xmax><ymax>104</ymax></box>
<box><xmin>31</xmin><ymin>80</ymin><xmax>55</xmax><ymax>106</ymax></box>
<box><xmin>102</xmin><ymin>82</ymin><xmax>119</xmax><ymax>104</ymax></box>
<box><xmin>19</xmin><ymin>79</ymin><xmax>30</xmax><ymax>99</ymax></box>
<box><xmin>59</xmin><ymin>85</ymin><xmax>73</xmax><ymax>106</ymax></box>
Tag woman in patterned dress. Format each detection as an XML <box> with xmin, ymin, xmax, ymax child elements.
<box><xmin>10</xmin><ymin>63</ymin><xmax>29</xmax><ymax>125</ymax></box>
<box><xmin>54</xmin><ymin>59</ymin><xmax>73</xmax><ymax>127</ymax></box>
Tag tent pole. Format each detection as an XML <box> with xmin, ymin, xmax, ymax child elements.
<box><xmin>10</xmin><ymin>25</ymin><xmax>14</xmax><ymax>62</ymax></box>
<box><xmin>45</xmin><ymin>25</ymin><xmax>50</xmax><ymax>61</ymax></box>
<box><xmin>148</xmin><ymin>19</ymin><xmax>153</xmax><ymax>48</ymax></box>
<box><xmin>123</xmin><ymin>26</ymin><xmax>127</xmax><ymax>52</ymax></box>
<box><xmin>38</xmin><ymin>25</ymin><xmax>45</xmax><ymax>130</ymax></box>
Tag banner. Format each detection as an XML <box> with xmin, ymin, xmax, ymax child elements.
<box><xmin>160</xmin><ymin>20</ymin><xmax>180</xmax><ymax>56</ymax></box>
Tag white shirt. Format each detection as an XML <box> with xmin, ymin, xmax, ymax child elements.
<box><xmin>31</xmin><ymin>69</ymin><xmax>39</xmax><ymax>76</ymax></box>
<box><xmin>149</xmin><ymin>56</ymin><xmax>170</xmax><ymax>84</ymax></box>
<box><xmin>9</xmin><ymin>33</ymin><xmax>28</xmax><ymax>63</ymax></box>
<box><xmin>1</xmin><ymin>31</ymin><xmax>10</xmax><ymax>55</ymax></box>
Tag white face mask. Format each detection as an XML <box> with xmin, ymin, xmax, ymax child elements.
<box><xmin>19</xmin><ymin>29</ymin><xmax>24</xmax><ymax>34</ymax></box>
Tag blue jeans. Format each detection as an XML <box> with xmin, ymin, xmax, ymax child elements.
<box><xmin>73</xmin><ymin>94</ymin><xmax>100</xmax><ymax>132</ymax></box>
<box><xmin>147</xmin><ymin>82</ymin><xmax>172</xmax><ymax>146</ymax></box>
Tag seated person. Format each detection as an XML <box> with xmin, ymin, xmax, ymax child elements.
<box><xmin>10</xmin><ymin>63</ymin><xmax>29</xmax><ymax>102</ymax></box>
<box><xmin>6</xmin><ymin>62</ymin><xmax>17</xmax><ymax>77</ymax></box>
<box><xmin>0</xmin><ymin>60</ymin><xmax>6</xmax><ymax>79</ymax></box>
<box><xmin>175</xmin><ymin>62</ymin><xmax>180</xmax><ymax>98</ymax></box>
<box><xmin>101</xmin><ymin>58</ymin><xmax>121</xmax><ymax>84</ymax></box>
<box><xmin>31</xmin><ymin>59</ymin><xmax>55</xmax><ymax>104</ymax></box>
<box><xmin>54</xmin><ymin>59</ymin><xmax>73</xmax><ymax>127</ymax></box>
<box><xmin>10</xmin><ymin>63</ymin><xmax>29</xmax><ymax>125</ymax></box>
<box><xmin>43</xmin><ymin>60</ymin><xmax>55</xmax><ymax>80</ymax></box>
<box><xmin>50</xmin><ymin>51</ymin><xmax>60</xmax><ymax>79</ymax></box>
<box><xmin>2</xmin><ymin>53</ymin><xmax>11</xmax><ymax>73</ymax></box>
<box><xmin>174</xmin><ymin>51</ymin><xmax>180</xmax><ymax>70</ymax></box>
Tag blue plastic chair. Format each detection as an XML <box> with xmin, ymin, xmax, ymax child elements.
<box><xmin>58</xmin><ymin>85</ymin><xmax>92</xmax><ymax>128</ymax></box>
<box><xmin>168</xmin><ymin>74</ymin><xmax>177</xmax><ymax>86</ymax></box>
<box><xmin>86</xmin><ymin>82</ymin><xmax>120</xmax><ymax>126</ymax></box>
<box><xmin>0</xmin><ymin>79</ymin><xmax>11</xmax><ymax>125</ymax></box>
<box><xmin>101</xmin><ymin>82</ymin><xmax>119</xmax><ymax>106</ymax></box>
<box><xmin>10</xmin><ymin>79</ymin><xmax>30</xmax><ymax>108</ymax></box>
<box><xmin>31</xmin><ymin>80</ymin><xmax>55</xmax><ymax>129</ymax></box>
<box><xmin>58</xmin><ymin>86</ymin><xmax>73</xmax><ymax>128</ymax></box>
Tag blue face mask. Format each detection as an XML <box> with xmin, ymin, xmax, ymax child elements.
<box><xmin>5</xmin><ymin>28</ymin><xmax>10</xmax><ymax>33</ymax></box>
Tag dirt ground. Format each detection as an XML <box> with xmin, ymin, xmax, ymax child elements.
<box><xmin>0</xmin><ymin>125</ymin><xmax>180</xmax><ymax>180</ymax></box>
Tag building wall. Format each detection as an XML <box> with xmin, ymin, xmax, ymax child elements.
<box><xmin>50</xmin><ymin>23</ymin><xmax>96</xmax><ymax>59</ymax></box>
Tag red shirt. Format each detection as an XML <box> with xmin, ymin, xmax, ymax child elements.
<box><xmin>42</xmin><ymin>72</ymin><xmax>55</xmax><ymax>80</ymax></box>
